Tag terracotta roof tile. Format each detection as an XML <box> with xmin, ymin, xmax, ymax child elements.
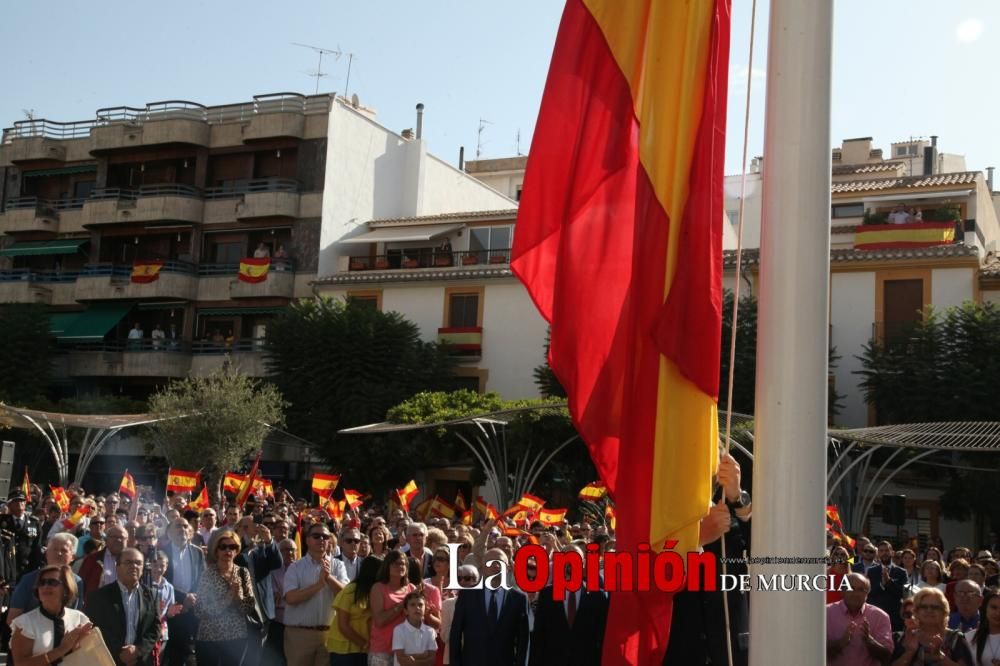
<box><xmin>832</xmin><ymin>171</ymin><xmax>978</xmax><ymax>194</ymax></box>
<box><xmin>831</xmin><ymin>161</ymin><xmax>904</xmax><ymax>176</ymax></box>
<box><xmin>314</xmin><ymin>265</ymin><xmax>514</xmax><ymax>285</ymax></box>
<box><xmin>723</xmin><ymin>244</ymin><xmax>978</xmax><ymax>268</ymax></box>
<box><xmin>368</xmin><ymin>209</ymin><xmax>518</xmax><ymax>227</ymax></box>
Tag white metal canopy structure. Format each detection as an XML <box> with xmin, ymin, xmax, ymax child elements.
<box><xmin>0</xmin><ymin>404</ymin><xmax>171</xmax><ymax>486</ymax></box>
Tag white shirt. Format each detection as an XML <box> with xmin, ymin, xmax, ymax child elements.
<box><xmin>118</xmin><ymin>582</ymin><xmax>140</xmax><ymax>646</ymax></box>
<box><xmin>391</xmin><ymin>621</ymin><xmax>437</xmax><ymax>666</ymax></box>
<box><xmin>283</xmin><ymin>554</ymin><xmax>347</xmax><ymax>627</ymax></box>
<box><xmin>340</xmin><ymin>554</ymin><xmax>361</xmax><ymax>581</ymax></box>
<box><xmin>128</xmin><ymin>328</ymin><xmax>143</xmax><ymax>340</ymax></box>
<box><xmin>100</xmin><ymin>550</ymin><xmax>118</xmax><ymax>587</ymax></box>
<box><xmin>11</xmin><ymin>608</ymin><xmax>90</xmax><ymax>656</ymax></box>
<box><xmin>171</xmin><ymin>543</ymin><xmax>194</xmax><ymax>594</ymax></box>
<box><xmin>967</xmin><ymin>630</ymin><xmax>1000</xmax><ymax>666</ymax></box>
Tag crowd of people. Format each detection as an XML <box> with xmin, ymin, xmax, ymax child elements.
<box><xmin>826</xmin><ymin>534</ymin><xmax>1000</xmax><ymax>666</ymax></box>
<box><xmin>0</xmin><ymin>481</ymin><xmax>619</xmax><ymax>666</ymax></box>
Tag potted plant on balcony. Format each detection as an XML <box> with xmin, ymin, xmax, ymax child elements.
<box><xmin>375</xmin><ymin>258</ymin><xmax>390</xmax><ymax>270</ymax></box>
<box><xmin>402</xmin><ymin>257</ymin><xmax>419</xmax><ymax>269</ymax></box>
<box><xmin>462</xmin><ymin>254</ymin><xmax>480</xmax><ymax>266</ymax></box>
<box><xmin>862</xmin><ymin>210</ymin><xmax>889</xmax><ymax>226</ymax></box>
<box><xmin>349</xmin><ymin>259</ymin><xmax>367</xmax><ymax>271</ymax></box>
<box><xmin>489</xmin><ymin>253</ymin><xmax>509</xmax><ymax>264</ymax></box>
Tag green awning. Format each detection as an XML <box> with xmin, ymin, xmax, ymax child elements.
<box><xmin>55</xmin><ymin>302</ymin><xmax>133</xmax><ymax>342</ymax></box>
<box><xmin>0</xmin><ymin>239</ymin><xmax>88</xmax><ymax>257</ymax></box>
<box><xmin>197</xmin><ymin>307</ymin><xmax>284</xmax><ymax>316</ymax></box>
<box><xmin>49</xmin><ymin>312</ymin><xmax>83</xmax><ymax>337</ymax></box>
<box><xmin>22</xmin><ymin>165</ymin><xmax>97</xmax><ymax>178</ymax></box>
<box><xmin>137</xmin><ymin>301</ymin><xmax>188</xmax><ymax>311</ymax></box>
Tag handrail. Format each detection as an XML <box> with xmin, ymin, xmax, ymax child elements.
<box><xmin>0</xmin><ymin>268</ymin><xmax>80</xmax><ymax>283</ymax></box>
<box><xmin>88</xmin><ymin>188</ymin><xmax>138</xmax><ymax>201</ymax></box>
<box><xmin>191</xmin><ymin>337</ymin><xmax>268</xmax><ymax>354</ymax></box>
<box><xmin>348</xmin><ymin>248</ymin><xmax>512</xmax><ymax>271</ymax></box>
<box><xmin>203</xmin><ymin>178</ymin><xmax>300</xmax><ymax>199</ymax></box>
<box><xmin>80</xmin><ymin>260</ymin><xmax>197</xmax><ymax>277</ymax></box>
<box><xmin>86</xmin><ymin>183</ymin><xmax>201</xmax><ymax>201</ymax></box>
<box><xmin>3</xmin><ymin>196</ymin><xmax>86</xmax><ymax>213</ymax></box>
<box><xmin>65</xmin><ymin>338</ymin><xmax>192</xmax><ymax>353</ymax></box>
<box><xmin>197</xmin><ymin>258</ymin><xmax>295</xmax><ymax>275</ymax></box>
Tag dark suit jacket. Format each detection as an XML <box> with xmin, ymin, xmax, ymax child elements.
<box><xmin>851</xmin><ymin>559</ymin><xmax>877</xmax><ymax>575</ymax></box>
<box><xmin>529</xmin><ymin>585</ymin><xmax>608</xmax><ymax>666</ymax></box>
<box><xmin>86</xmin><ymin>581</ymin><xmax>161</xmax><ymax>666</ymax></box>
<box><xmin>163</xmin><ymin>541</ymin><xmax>206</xmax><ymax>595</ymax></box>
<box><xmin>866</xmin><ymin>562</ymin><xmax>909</xmax><ymax>631</ymax></box>
<box><xmin>449</xmin><ymin>587</ymin><xmax>529</xmax><ymax>666</ymax></box>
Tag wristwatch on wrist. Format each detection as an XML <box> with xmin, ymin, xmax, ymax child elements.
<box><xmin>726</xmin><ymin>490</ymin><xmax>751</xmax><ymax>510</ymax></box>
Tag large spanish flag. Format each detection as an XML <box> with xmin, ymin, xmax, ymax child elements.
<box><xmin>853</xmin><ymin>222</ymin><xmax>955</xmax><ymax>250</ymax></box>
<box><xmin>131</xmin><ymin>261</ymin><xmax>164</xmax><ymax>283</ymax></box>
<box><xmin>511</xmin><ymin>0</ymin><xmax>730</xmax><ymax>662</ymax></box>
<box><xmin>166</xmin><ymin>469</ymin><xmax>200</xmax><ymax>494</ymax></box>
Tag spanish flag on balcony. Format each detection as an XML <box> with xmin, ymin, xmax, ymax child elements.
<box><xmin>131</xmin><ymin>260</ymin><xmax>164</xmax><ymax>283</ymax></box>
<box><xmin>238</xmin><ymin>257</ymin><xmax>270</xmax><ymax>283</ymax></box>
<box><xmin>853</xmin><ymin>222</ymin><xmax>955</xmax><ymax>250</ymax></box>
<box><xmin>511</xmin><ymin>1</ymin><xmax>730</xmax><ymax>662</ymax></box>
<box><xmin>166</xmin><ymin>469</ymin><xmax>200</xmax><ymax>494</ymax></box>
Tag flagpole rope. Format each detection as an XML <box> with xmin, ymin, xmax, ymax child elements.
<box><xmin>720</xmin><ymin>1</ymin><xmax>760</xmax><ymax>666</ymax></box>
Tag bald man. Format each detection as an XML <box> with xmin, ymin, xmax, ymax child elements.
<box><xmin>826</xmin><ymin>572</ymin><xmax>892</xmax><ymax>666</ymax></box>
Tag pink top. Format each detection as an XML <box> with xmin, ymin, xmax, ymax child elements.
<box><xmin>826</xmin><ymin>600</ymin><xmax>893</xmax><ymax>666</ymax></box>
<box><xmin>369</xmin><ymin>582</ymin><xmax>415</xmax><ymax>653</ymax></box>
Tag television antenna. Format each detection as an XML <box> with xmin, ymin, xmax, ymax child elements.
<box><xmin>476</xmin><ymin>118</ymin><xmax>493</xmax><ymax>159</ymax></box>
<box><xmin>292</xmin><ymin>42</ymin><xmax>341</xmax><ymax>95</ymax></box>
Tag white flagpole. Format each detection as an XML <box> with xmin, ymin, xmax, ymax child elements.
<box><xmin>748</xmin><ymin>0</ymin><xmax>832</xmax><ymax>663</ymax></box>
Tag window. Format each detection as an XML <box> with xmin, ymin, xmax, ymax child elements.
<box><xmin>895</xmin><ymin>146</ymin><xmax>907</xmax><ymax>157</ymax></box>
<box><xmin>448</xmin><ymin>293</ymin><xmax>479</xmax><ymax>328</ymax></box>
<box><xmin>346</xmin><ymin>291</ymin><xmax>382</xmax><ymax>311</ymax></box>
<box><xmin>831</xmin><ymin>203</ymin><xmax>865</xmax><ymax>218</ymax></box>
<box><xmin>726</xmin><ymin>209</ymin><xmax>740</xmax><ymax>223</ymax></box>
<box><xmin>213</xmin><ymin>242</ymin><xmax>243</xmax><ymax>264</ymax></box>
<box><xmin>469</xmin><ymin>225</ymin><xmax>513</xmax><ymax>263</ymax></box>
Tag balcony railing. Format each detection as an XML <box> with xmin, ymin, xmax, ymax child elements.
<box><xmin>348</xmin><ymin>249</ymin><xmax>511</xmax><ymax>271</ymax></box>
<box><xmin>203</xmin><ymin>178</ymin><xmax>300</xmax><ymax>199</ymax></box>
<box><xmin>191</xmin><ymin>338</ymin><xmax>268</xmax><ymax>354</ymax></box>
<box><xmin>80</xmin><ymin>260</ymin><xmax>197</xmax><ymax>278</ymax></box>
<box><xmin>437</xmin><ymin>327</ymin><xmax>483</xmax><ymax>357</ymax></box>
<box><xmin>63</xmin><ymin>338</ymin><xmax>193</xmax><ymax>353</ymax></box>
<box><xmin>89</xmin><ymin>183</ymin><xmax>202</xmax><ymax>201</ymax></box>
<box><xmin>197</xmin><ymin>259</ymin><xmax>296</xmax><ymax>276</ymax></box>
<box><xmin>0</xmin><ymin>268</ymin><xmax>79</xmax><ymax>283</ymax></box>
<box><xmin>3</xmin><ymin>93</ymin><xmax>334</xmax><ymax>143</ymax></box>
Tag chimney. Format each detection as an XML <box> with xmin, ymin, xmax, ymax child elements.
<box><xmin>923</xmin><ymin>136</ymin><xmax>938</xmax><ymax>176</ymax></box>
<box><xmin>988</xmin><ymin>166</ymin><xmax>996</xmax><ymax>192</ymax></box>
<box><xmin>401</xmin><ymin>128</ymin><xmax>414</xmax><ymax>140</ymax></box>
<box><xmin>415</xmin><ymin>103</ymin><xmax>424</xmax><ymax>139</ymax></box>
<box><xmin>459</xmin><ymin>146</ymin><xmax>465</xmax><ymax>171</ymax></box>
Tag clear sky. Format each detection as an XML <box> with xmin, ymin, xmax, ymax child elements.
<box><xmin>2</xmin><ymin>1</ymin><xmax>998</xmax><ymax>176</ymax></box>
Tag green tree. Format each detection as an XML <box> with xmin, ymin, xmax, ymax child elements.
<box><xmin>0</xmin><ymin>303</ymin><xmax>52</xmax><ymax>406</ymax></box>
<box><xmin>532</xmin><ymin>330</ymin><xmax>566</xmax><ymax>399</ymax></box>
<box><xmin>145</xmin><ymin>364</ymin><xmax>285</xmax><ymax>499</ymax></box>
<box><xmin>264</xmin><ymin>298</ymin><xmax>455</xmax><ymax>487</ymax></box>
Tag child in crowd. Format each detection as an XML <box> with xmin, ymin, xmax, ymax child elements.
<box><xmin>391</xmin><ymin>591</ymin><xmax>437</xmax><ymax>666</ymax></box>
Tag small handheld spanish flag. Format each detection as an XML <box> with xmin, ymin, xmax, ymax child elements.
<box><xmin>604</xmin><ymin>504</ymin><xmax>616</xmax><ymax>531</ymax></box>
<box><xmin>50</xmin><ymin>486</ymin><xmax>70</xmax><ymax>513</ymax></box>
<box><xmin>538</xmin><ymin>507</ymin><xmax>568</xmax><ymax>526</ymax></box>
<box><xmin>238</xmin><ymin>257</ymin><xmax>270</xmax><ymax>284</ymax></box>
<box><xmin>455</xmin><ymin>490</ymin><xmax>467</xmax><ymax>513</ymax></box>
<box><xmin>223</xmin><ymin>472</ymin><xmax>245</xmax><ymax>494</ymax></box>
<box><xmin>321</xmin><ymin>495</ymin><xmax>345</xmax><ymax>521</ymax></box>
<box><xmin>234</xmin><ymin>453</ymin><xmax>261</xmax><ymax>509</ymax></box>
<box><xmin>119</xmin><ymin>470</ymin><xmax>137</xmax><ymax>501</ymax></box>
<box><xmin>475</xmin><ymin>496</ymin><xmax>499</xmax><ymax>521</ymax></box>
<box><xmin>516</xmin><ymin>493</ymin><xmax>546</xmax><ymax>512</ymax></box>
<box><xmin>429</xmin><ymin>496</ymin><xmax>457</xmax><ymax>520</ymax></box>
<box><xmin>166</xmin><ymin>469</ymin><xmax>199</xmax><ymax>494</ymax></box>
<box><xmin>413</xmin><ymin>497</ymin><xmax>433</xmax><ymax>521</ymax></box>
<box><xmin>344</xmin><ymin>489</ymin><xmax>364</xmax><ymax>510</ymax></box>
<box><xmin>396</xmin><ymin>480</ymin><xmax>419</xmax><ymax>513</ymax></box>
<box><xmin>188</xmin><ymin>485</ymin><xmax>210</xmax><ymax>511</ymax></box>
<box><xmin>311</xmin><ymin>473</ymin><xmax>340</xmax><ymax>498</ymax></box>
<box><xmin>21</xmin><ymin>467</ymin><xmax>30</xmax><ymax>500</ymax></box>
<box><xmin>461</xmin><ymin>510</ymin><xmax>473</xmax><ymax>526</ymax></box>
<box><xmin>578</xmin><ymin>481</ymin><xmax>608</xmax><ymax>502</ymax></box>
<box><xmin>62</xmin><ymin>504</ymin><xmax>91</xmax><ymax>530</ymax></box>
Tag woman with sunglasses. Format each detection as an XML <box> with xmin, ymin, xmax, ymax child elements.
<box><xmin>368</xmin><ymin>550</ymin><xmax>417</xmax><ymax>666</ymax></box>
<box><xmin>892</xmin><ymin>587</ymin><xmax>974</xmax><ymax>665</ymax></box>
<box><xmin>193</xmin><ymin>529</ymin><xmax>258</xmax><ymax>666</ymax></box>
<box><xmin>327</xmin><ymin>556</ymin><xmax>381</xmax><ymax>665</ymax></box>
<box><xmin>10</xmin><ymin>564</ymin><xmax>94</xmax><ymax>666</ymax></box>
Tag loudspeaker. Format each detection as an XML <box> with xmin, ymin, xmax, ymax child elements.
<box><xmin>882</xmin><ymin>494</ymin><xmax>906</xmax><ymax>526</ymax></box>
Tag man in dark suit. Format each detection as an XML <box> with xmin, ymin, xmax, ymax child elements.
<box><xmin>529</xmin><ymin>545</ymin><xmax>608</xmax><ymax>666</ymax></box>
<box><xmin>449</xmin><ymin>547</ymin><xmax>529</xmax><ymax>666</ymax></box>
<box><xmin>86</xmin><ymin>547</ymin><xmax>160</xmax><ymax>666</ymax></box>
<box><xmin>866</xmin><ymin>540</ymin><xmax>909</xmax><ymax>632</ymax></box>
<box><xmin>163</xmin><ymin>518</ymin><xmax>204</xmax><ymax>666</ymax></box>
<box><xmin>0</xmin><ymin>490</ymin><xmax>43</xmax><ymax>582</ymax></box>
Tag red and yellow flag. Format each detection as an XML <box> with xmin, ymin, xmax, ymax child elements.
<box><xmin>166</xmin><ymin>469</ymin><xmax>200</xmax><ymax>494</ymax></box>
<box><xmin>461</xmin><ymin>510</ymin><xmax>473</xmax><ymax>526</ymax></box>
<box><xmin>188</xmin><ymin>485</ymin><xmax>210</xmax><ymax>511</ymax></box>
<box><xmin>515</xmin><ymin>493</ymin><xmax>545</xmax><ymax>513</ymax></box>
<box><xmin>511</xmin><ymin>1</ymin><xmax>730</xmax><ymax>661</ymax></box>
<box><xmin>413</xmin><ymin>497</ymin><xmax>433</xmax><ymax>521</ymax></box>
<box><xmin>826</xmin><ymin>504</ymin><xmax>856</xmax><ymax>549</ymax></box>
<box><xmin>578</xmin><ymin>481</ymin><xmax>608</xmax><ymax>502</ymax></box>
<box><xmin>428</xmin><ymin>496</ymin><xmax>456</xmax><ymax>520</ymax></box>
<box><xmin>344</xmin><ymin>489</ymin><xmax>364</xmax><ymax>510</ymax></box>
<box><xmin>320</xmin><ymin>495</ymin><xmax>346</xmax><ymax>521</ymax></box>
<box><xmin>223</xmin><ymin>472</ymin><xmax>245</xmax><ymax>494</ymax></box>
<box><xmin>854</xmin><ymin>222</ymin><xmax>955</xmax><ymax>250</ymax></box>
<box><xmin>119</xmin><ymin>470</ymin><xmax>137</xmax><ymax>500</ymax></box>
<box><xmin>475</xmin><ymin>496</ymin><xmax>499</xmax><ymax>521</ymax></box>
<box><xmin>62</xmin><ymin>504</ymin><xmax>91</xmax><ymax>530</ymax></box>
<box><xmin>50</xmin><ymin>486</ymin><xmax>70</xmax><ymax>513</ymax></box>
<box><xmin>234</xmin><ymin>452</ymin><xmax>261</xmax><ymax>509</ymax></box>
<box><xmin>238</xmin><ymin>257</ymin><xmax>270</xmax><ymax>284</ymax></box>
<box><xmin>311</xmin><ymin>473</ymin><xmax>340</xmax><ymax>498</ymax></box>
<box><xmin>454</xmin><ymin>490</ymin><xmax>467</xmax><ymax>513</ymax></box>
<box><xmin>605</xmin><ymin>504</ymin><xmax>617</xmax><ymax>531</ymax></box>
<box><xmin>131</xmin><ymin>261</ymin><xmax>164</xmax><ymax>283</ymax></box>
<box><xmin>538</xmin><ymin>508</ymin><xmax>568</xmax><ymax>526</ymax></box>
<box><xmin>396</xmin><ymin>480</ymin><xmax>419</xmax><ymax>513</ymax></box>
<box><xmin>21</xmin><ymin>467</ymin><xmax>30</xmax><ymax>499</ymax></box>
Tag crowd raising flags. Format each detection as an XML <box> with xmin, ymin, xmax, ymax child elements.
<box><xmin>511</xmin><ymin>0</ymin><xmax>731</xmax><ymax>661</ymax></box>
<box><xmin>118</xmin><ymin>470</ymin><xmax>137</xmax><ymax>500</ymax></box>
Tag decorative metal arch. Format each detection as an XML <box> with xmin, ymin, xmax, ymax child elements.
<box><xmin>0</xmin><ymin>404</ymin><xmax>177</xmax><ymax>486</ymax></box>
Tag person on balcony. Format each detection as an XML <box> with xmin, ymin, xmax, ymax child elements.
<box><xmin>152</xmin><ymin>325</ymin><xmax>166</xmax><ymax>350</ymax></box>
<box><xmin>253</xmin><ymin>242</ymin><xmax>271</xmax><ymax>259</ymax></box>
<box><xmin>273</xmin><ymin>245</ymin><xmax>289</xmax><ymax>271</ymax></box>
<box><xmin>128</xmin><ymin>323</ymin><xmax>144</xmax><ymax>349</ymax></box>
<box><xmin>888</xmin><ymin>206</ymin><xmax>912</xmax><ymax>225</ymax></box>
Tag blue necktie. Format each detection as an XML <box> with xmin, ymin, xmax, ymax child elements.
<box><xmin>488</xmin><ymin>590</ymin><xmax>499</xmax><ymax>626</ymax></box>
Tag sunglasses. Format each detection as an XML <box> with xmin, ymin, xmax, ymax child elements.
<box><xmin>92</xmin><ymin>521</ymin><xmax>106</xmax><ymax>525</ymax></box>
<box><xmin>217</xmin><ymin>543</ymin><xmax>240</xmax><ymax>552</ymax></box>
<box><xmin>38</xmin><ymin>578</ymin><xmax>62</xmax><ymax>588</ymax></box>
<box><xmin>343</xmin><ymin>538</ymin><xmax>360</xmax><ymax>544</ymax></box>
<box><xmin>310</xmin><ymin>533</ymin><xmax>331</xmax><ymax>540</ymax></box>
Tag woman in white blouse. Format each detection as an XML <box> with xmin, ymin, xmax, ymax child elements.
<box><xmin>916</xmin><ymin>559</ymin><xmax>948</xmax><ymax>592</ymax></box>
<box><xmin>10</xmin><ymin>564</ymin><xmax>94</xmax><ymax>665</ymax></box>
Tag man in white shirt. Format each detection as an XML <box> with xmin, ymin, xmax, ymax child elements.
<box><xmin>283</xmin><ymin>523</ymin><xmax>348</xmax><ymax>666</ymax></box>
<box><xmin>336</xmin><ymin>526</ymin><xmax>363</xmax><ymax>581</ymax></box>
<box><xmin>196</xmin><ymin>508</ymin><xmax>218</xmax><ymax>546</ymax></box>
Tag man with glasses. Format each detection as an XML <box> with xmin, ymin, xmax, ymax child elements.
<box><xmin>866</xmin><ymin>540</ymin><xmax>909</xmax><ymax>633</ymax></box>
<box><xmin>77</xmin><ymin>514</ymin><xmax>107</xmax><ymax>557</ymax></box>
<box><xmin>196</xmin><ymin>508</ymin><xmax>218</xmax><ymax>547</ymax></box>
<box><xmin>7</xmin><ymin>533</ymin><xmax>85</xmax><ymax>628</ymax></box>
<box><xmin>105</xmin><ymin>494</ymin><xmax>121</xmax><ymax>520</ymax></box>
<box><xmin>948</xmin><ymin>579</ymin><xmax>983</xmax><ymax>631</ymax></box>
<box><xmin>87</xmin><ymin>547</ymin><xmax>161</xmax><ymax>666</ymax></box>
<box><xmin>283</xmin><ymin>524</ymin><xmax>348</xmax><ymax>666</ymax></box>
<box><xmin>336</xmin><ymin>526</ymin><xmax>363</xmax><ymax>581</ymax></box>
<box><xmin>852</xmin><ymin>541</ymin><xmax>878</xmax><ymax>574</ymax></box>
<box><xmin>826</xmin><ymin>572</ymin><xmax>892</xmax><ymax>666</ymax></box>
<box><xmin>163</xmin><ymin>518</ymin><xmax>204</xmax><ymax>666</ymax></box>
<box><xmin>80</xmin><ymin>524</ymin><xmax>129</xmax><ymax>601</ymax></box>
